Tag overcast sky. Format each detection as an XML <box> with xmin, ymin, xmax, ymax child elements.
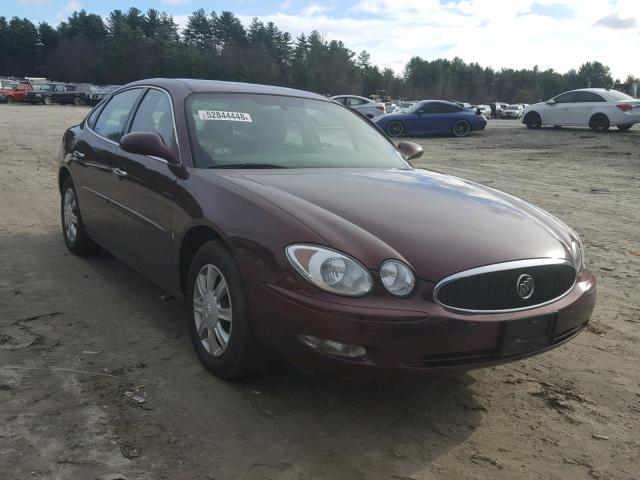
<box><xmin>9</xmin><ymin>0</ymin><xmax>640</xmax><ymax>79</ymax></box>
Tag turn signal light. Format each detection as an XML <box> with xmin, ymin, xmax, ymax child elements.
<box><xmin>298</xmin><ymin>335</ymin><xmax>367</xmax><ymax>358</ymax></box>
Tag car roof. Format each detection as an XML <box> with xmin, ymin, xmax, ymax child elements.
<box><xmin>126</xmin><ymin>78</ymin><xmax>329</xmax><ymax>102</ymax></box>
<box><xmin>331</xmin><ymin>94</ymin><xmax>371</xmax><ymax>100</ymax></box>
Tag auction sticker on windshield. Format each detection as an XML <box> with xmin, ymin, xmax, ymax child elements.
<box><xmin>198</xmin><ymin>111</ymin><xmax>253</xmax><ymax>122</ymax></box>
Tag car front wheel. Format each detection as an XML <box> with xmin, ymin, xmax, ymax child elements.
<box><xmin>43</xmin><ymin>96</ymin><xmax>52</xmax><ymax>105</ymax></box>
<box><xmin>524</xmin><ymin>112</ymin><xmax>542</xmax><ymax>129</ymax></box>
<box><xmin>61</xmin><ymin>177</ymin><xmax>100</xmax><ymax>256</ymax></box>
<box><xmin>386</xmin><ymin>121</ymin><xmax>404</xmax><ymax>137</ymax></box>
<box><xmin>6</xmin><ymin>96</ymin><xmax>14</xmax><ymax>104</ymax></box>
<box><xmin>452</xmin><ymin>119</ymin><xmax>471</xmax><ymax>137</ymax></box>
<box><xmin>589</xmin><ymin>113</ymin><xmax>610</xmax><ymax>132</ymax></box>
<box><xmin>185</xmin><ymin>241</ymin><xmax>270</xmax><ymax>379</ymax></box>
<box><xmin>73</xmin><ymin>97</ymin><xmax>82</xmax><ymax>106</ymax></box>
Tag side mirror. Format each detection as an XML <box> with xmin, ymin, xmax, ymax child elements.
<box><xmin>545</xmin><ymin>99</ymin><xmax>555</xmax><ymax>105</ymax></box>
<box><xmin>120</xmin><ymin>132</ymin><xmax>178</xmax><ymax>164</ymax></box>
<box><xmin>397</xmin><ymin>141</ymin><xmax>423</xmax><ymax>162</ymax></box>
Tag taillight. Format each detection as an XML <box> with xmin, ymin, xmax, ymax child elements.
<box><xmin>616</xmin><ymin>104</ymin><xmax>632</xmax><ymax>112</ymax></box>
<box><xmin>376</xmin><ymin>105</ymin><xmax>385</xmax><ymax>112</ymax></box>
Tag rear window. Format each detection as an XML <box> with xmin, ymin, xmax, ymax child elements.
<box><xmin>607</xmin><ymin>90</ymin><xmax>634</xmax><ymax>101</ymax></box>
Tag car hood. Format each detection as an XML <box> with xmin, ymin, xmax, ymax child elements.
<box><xmin>213</xmin><ymin>168</ymin><xmax>574</xmax><ymax>281</ymax></box>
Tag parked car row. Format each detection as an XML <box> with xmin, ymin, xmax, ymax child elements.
<box><xmin>0</xmin><ymin>77</ymin><xmax>120</xmax><ymax>106</ymax></box>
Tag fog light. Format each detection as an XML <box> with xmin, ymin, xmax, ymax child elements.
<box><xmin>298</xmin><ymin>334</ymin><xmax>367</xmax><ymax>358</ymax></box>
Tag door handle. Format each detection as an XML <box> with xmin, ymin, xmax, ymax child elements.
<box><xmin>112</xmin><ymin>168</ymin><xmax>128</xmax><ymax>177</ymax></box>
<box><xmin>72</xmin><ymin>150</ymin><xmax>85</xmax><ymax>159</ymax></box>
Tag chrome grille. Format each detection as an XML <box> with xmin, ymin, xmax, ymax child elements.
<box><xmin>434</xmin><ymin>259</ymin><xmax>576</xmax><ymax>313</ymax></box>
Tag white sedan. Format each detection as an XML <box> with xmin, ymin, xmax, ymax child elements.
<box><xmin>330</xmin><ymin>95</ymin><xmax>386</xmax><ymax>118</ymax></box>
<box><xmin>502</xmin><ymin>104</ymin><xmax>524</xmax><ymax>119</ymax></box>
<box><xmin>523</xmin><ymin>88</ymin><xmax>640</xmax><ymax>132</ymax></box>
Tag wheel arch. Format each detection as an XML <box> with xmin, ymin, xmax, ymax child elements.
<box><xmin>58</xmin><ymin>166</ymin><xmax>71</xmax><ymax>194</ymax></box>
<box><xmin>178</xmin><ymin>223</ymin><xmax>232</xmax><ymax>295</ymax></box>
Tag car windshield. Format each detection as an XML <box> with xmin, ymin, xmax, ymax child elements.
<box><xmin>607</xmin><ymin>90</ymin><xmax>635</xmax><ymax>101</ymax></box>
<box><xmin>186</xmin><ymin>93</ymin><xmax>409</xmax><ymax>169</ymax></box>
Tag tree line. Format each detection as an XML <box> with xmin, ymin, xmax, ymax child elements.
<box><xmin>0</xmin><ymin>7</ymin><xmax>636</xmax><ymax>103</ymax></box>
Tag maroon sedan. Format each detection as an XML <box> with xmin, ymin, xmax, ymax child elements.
<box><xmin>58</xmin><ymin>79</ymin><xmax>596</xmax><ymax>378</ymax></box>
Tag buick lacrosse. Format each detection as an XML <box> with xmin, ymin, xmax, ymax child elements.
<box><xmin>59</xmin><ymin>79</ymin><xmax>596</xmax><ymax>378</ymax></box>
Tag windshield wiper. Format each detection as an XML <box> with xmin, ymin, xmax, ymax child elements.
<box><xmin>207</xmin><ymin>163</ymin><xmax>287</xmax><ymax>169</ymax></box>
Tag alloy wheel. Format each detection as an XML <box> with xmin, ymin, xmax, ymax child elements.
<box><xmin>63</xmin><ymin>188</ymin><xmax>78</xmax><ymax>243</ymax></box>
<box><xmin>453</xmin><ymin>120</ymin><xmax>470</xmax><ymax>137</ymax></box>
<box><xmin>193</xmin><ymin>264</ymin><xmax>233</xmax><ymax>357</ymax></box>
<box><xmin>387</xmin><ymin>121</ymin><xmax>404</xmax><ymax>137</ymax></box>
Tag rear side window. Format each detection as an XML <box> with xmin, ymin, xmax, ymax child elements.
<box><xmin>130</xmin><ymin>89</ymin><xmax>175</xmax><ymax>146</ymax></box>
<box><xmin>93</xmin><ymin>88</ymin><xmax>142</xmax><ymax>142</ymax></box>
<box><xmin>576</xmin><ymin>92</ymin><xmax>606</xmax><ymax>102</ymax></box>
<box><xmin>347</xmin><ymin>97</ymin><xmax>367</xmax><ymax>106</ymax></box>
<box><xmin>86</xmin><ymin>104</ymin><xmax>105</xmax><ymax>129</ymax></box>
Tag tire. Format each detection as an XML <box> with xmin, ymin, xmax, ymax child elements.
<box><xmin>73</xmin><ymin>96</ymin><xmax>82</xmax><ymax>106</ymax></box>
<box><xmin>61</xmin><ymin>177</ymin><xmax>100</xmax><ymax>256</ymax></box>
<box><xmin>589</xmin><ymin>113</ymin><xmax>610</xmax><ymax>132</ymax></box>
<box><xmin>617</xmin><ymin>123</ymin><xmax>633</xmax><ymax>131</ymax></box>
<box><xmin>6</xmin><ymin>96</ymin><xmax>14</xmax><ymax>104</ymax></box>
<box><xmin>452</xmin><ymin>119</ymin><xmax>471</xmax><ymax>137</ymax></box>
<box><xmin>524</xmin><ymin>112</ymin><xmax>542</xmax><ymax>129</ymax></box>
<box><xmin>386</xmin><ymin>120</ymin><xmax>404</xmax><ymax>137</ymax></box>
<box><xmin>185</xmin><ymin>240</ymin><xmax>269</xmax><ymax>379</ymax></box>
<box><xmin>43</xmin><ymin>96</ymin><xmax>52</xmax><ymax>105</ymax></box>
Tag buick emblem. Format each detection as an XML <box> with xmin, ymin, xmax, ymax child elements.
<box><xmin>516</xmin><ymin>274</ymin><xmax>534</xmax><ymax>300</ymax></box>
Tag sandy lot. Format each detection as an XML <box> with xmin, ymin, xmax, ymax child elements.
<box><xmin>1</xmin><ymin>104</ymin><xmax>639</xmax><ymax>480</ymax></box>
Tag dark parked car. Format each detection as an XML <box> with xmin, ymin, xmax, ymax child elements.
<box><xmin>26</xmin><ymin>83</ymin><xmax>63</xmax><ymax>104</ymax></box>
<box><xmin>373</xmin><ymin>100</ymin><xmax>487</xmax><ymax>137</ymax></box>
<box><xmin>86</xmin><ymin>85</ymin><xmax>122</xmax><ymax>106</ymax></box>
<box><xmin>50</xmin><ymin>83</ymin><xmax>95</xmax><ymax>105</ymax></box>
<box><xmin>58</xmin><ymin>79</ymin><xmax>596</xmax><ymax>379</ymax></box>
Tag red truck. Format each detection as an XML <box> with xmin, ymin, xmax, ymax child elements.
<box><xmin>0</xmin><ymin>83</ymin><xmax>33</xmax><ymax>103</ymax></box>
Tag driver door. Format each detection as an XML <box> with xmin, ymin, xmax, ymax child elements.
<box><xmin>544</xmin><ymin>91</ymin><xmax>577</xmax><ymax>125</ymax></box>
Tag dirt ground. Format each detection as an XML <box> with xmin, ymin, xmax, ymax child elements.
<box><xmin>1</xmin><ymin>104</ymin><xmax>639</xmax><ymax>480</ymax></box>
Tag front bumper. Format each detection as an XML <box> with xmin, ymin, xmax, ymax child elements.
<box><xmin>253</xmin><ymin>270</ymin><xmax>596</xmax><ymax>377</ymax></box>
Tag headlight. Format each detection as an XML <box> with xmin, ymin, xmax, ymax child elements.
<box><xmin>570</xmin><ymin>237</ymin><xmax>585</xmax><ymax>272</ymax></box>
<box><xmin>380</xmin><ymin>260</ymin><xmax>415</xmax><ymax>296</ymax></box>
<box><xmin>286</xmin><ymin>244</ymin><xmax>373</xmax><ymax>297</ymax></box>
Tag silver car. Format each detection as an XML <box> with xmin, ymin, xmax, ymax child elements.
<box><xmin>331</xmin><ymin>95</ymin><xmax>386</xmax><ymax>118</ymax></box>
<box><xmin>502</xmin><ymin>104</ymin><xmax>524</xmax><ymax>119</ymax></box>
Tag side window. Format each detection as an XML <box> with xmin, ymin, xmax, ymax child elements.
<box><xmin>130</xmin><ymin>89</ymin><xmax>175</xmax><ymax>146</ymax></box>
<box><xmin>441</xmin><ymin>103</ymin><xmax>462</xmax><ymax>113</ymax></box>
<box><xmin>333</xmin><ymin>97</ymin><xmax>347</xmax><ymax>105</ymax></box>
<box><xmin>576</xmin><ymin>92</ymin><xmax>606</xmax><ymax>102</ymax></box>
<box><xmin>421</xmin><ymin>103</ymin><xmax>437</xmax><ymax>114</ymax></box>
<box><xmin>553</xmin><ymin>92</ymin><xmax>578</xmax><ymax>103</ymax></box>
<box><xmin>93</xmin><ymin>89</ymin><xmax>142</xmax><ymax>142</ymax></box>
<box><xmin>422</xmin><ymin>103</ymin><xmax>459</xmax><ymax>114</ymax></box>
<box><xmin>347</xmin><ymin>97</ymin><xmax>366</xmax><ymax>106</ymax></box>
<box><xmin>86</xmin><ymin>104</ymin><xmax>105</xmax><ymax>129</ymax></box>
